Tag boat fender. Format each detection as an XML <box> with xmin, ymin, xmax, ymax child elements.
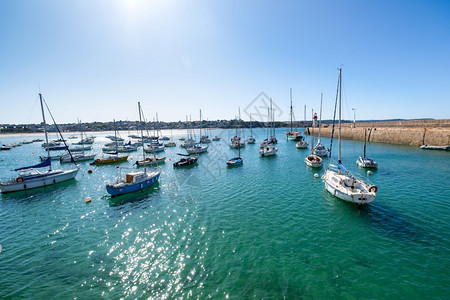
<box><xmin>368</xmin><ymin>185</ymin><xmax>378</xmax><ymax>193</ymax></box>
<box><xmin>16</xmin><ymin>177</ymin><xmax>24</xmax><ymax>183</ymax></box>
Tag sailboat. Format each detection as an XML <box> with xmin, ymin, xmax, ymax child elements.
<box><xmin>226</xmin><ymin>140</ymin><xmax>243</xmax><ymax>166</ymax></box>
<box><xmin>227</xmin><ymin>109</ymin><xmax>244</xmax><ymax>166</ymax></box>
<box><xmin>61</xmin><ymin>120</ymin><xmax>96</xmax><ymax>163</ymax></box>
<box><xmin>313</xmin><ymin>93</ymin><xmax>329</xmax><ymax>157</ymax></box>
<box><xmin>229</xmin><ymin>108</ymin><xmax>246</xmax><ymax>149</ymax></box>
<box><xmin>0</xmin><ymin>94</ymin><xmax>79</xmax><ymax>193</ymax></box>
<box><xmin>91</xmin><ymin>120</ymin><xmax>129</xmax><ymax>165</ymax></box>
<box><xmin>106</xmin><ymin>102</ymin><xmax>161</xmax><ymax>197</ymax></box>
<box><xmin>296</xmin><ymin>105</ymin><xmax>309</xmax><ymax>149</ymax></box>
<box><xmin>181</xmin><ymin>116</ymin><xmax>196</xmax><ymax>148</ymax></box>
<box><xmin>356</xmin><ymin>128</ymin><xmax>378</xmax><ymax>168</ymax></box>
<box><xmin>259</xmin><ymin>99</ymin><xmax>278</xmax><ymax>156</ymax></box>
<box><xmin>173</xmin><ymin>153</ymin><xmax>198</xmax><ymax>167</ymax></box>
<box><xmin>199</xmin><ymin>110</ymin><xmax>212</xmax><ymax>143</ymax></box>
<box><xmin>187</xmin><ymin>110</ymin><xmax>209</xmax><ymax>154</ymax></box>
<box><xmin>322</xmin><ymin>68</ymin><xmax>377</xmax><ymax>204</ymax></box>
<box><xmin>305</xmin><ymin>109</ymin><xmax>323</xmax><ymax>168</ymax></box>
<box><xmin>286</xmin><ymin>88</ymin><xmax>302</xmax><ymax>141</ymax></box>
<box><xmin>246</xmin><ymin>115</ymin><xmax>256</xmax><ymax>144</ymax></box>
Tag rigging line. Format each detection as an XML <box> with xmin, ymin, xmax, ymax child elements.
<box><xmin>42</xmin><ymin>97</ymin><xmax>78</xmax><ymax>167</ymax></box>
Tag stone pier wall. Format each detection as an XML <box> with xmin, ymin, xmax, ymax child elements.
<box><xmin>305</xmin><ymin>119</ymin><xmax>450</xmax><ymax>146</ymax></box>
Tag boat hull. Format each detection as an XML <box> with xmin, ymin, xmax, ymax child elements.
<box><xmin>0</xmin><ymin>168</ymin><xmax>79</xmax><ymax>193</ymax></box>
<box><xmin>136</xmin><ymin>157</ymin><xmax>166</xmax><ymax>166</ymax></box>
<box><xmin>90</xmin><ymin>156</ymin><xmax>128</xmax><ymax>165</ymax></box>
<box><xmin>226</xmin><ymin>157</ymin><xmax>243</xmax><ymax>166</ymax></box>
<box><xmin>173</xmin><ymin>156</ymin><xmax>198</xmax><ymax>167</ymax></box>
<box><xmin>259</xmin><ymin>146</ymin><xmax>277</xmax><ymax>157</ymax></box>
<box><xmin>305</xmin><ymin>155</ymin><xmax>322</xmax><ymax>168</ymax></box>
<box><xmin>186</xmin><ymin>146</ymin><xmax>208</xmax><ymax>154</ymax></box>
<box><xmin>286</xmin><ymin>134</ymin><xmax>302</xmax><ymax>141</ymax></box>
<box><xmin>60</xmin><ymin>153</ymin><xmax>96</xmax><ymax>163</ymax></box>
<box><xmin>420</xmin><ymin>145</ymin><xmax>450</xmax><ymax>150</ymax></box>
<box><xmin>106</xmin><ymin>172</ymin><xmax>160</xmax><ymax>197</ymax></box>
<box><xmin>356</xmin><ymin>156</ymin><xmax>378</xmax><ymax>168</ymax></box>
<box><xmin>296</xmin><ymin>141</ymin><xmax>309</xmax><ymax>149</ymax></box>
<box><xmin>322</xmin><ymin>170</ymin><xmax>376</xmax><ymax>204</ymax></box>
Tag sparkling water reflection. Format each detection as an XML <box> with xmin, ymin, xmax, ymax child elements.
<box><xmin>0</xmin><ymin>129</ymin><xmax>449</xmax><ymax>298</ymax></box>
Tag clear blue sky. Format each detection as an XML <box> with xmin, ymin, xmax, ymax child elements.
<box><xmin>1</xmin><ymin>0</ymin><xmax>449</xmax><ymax>124</ymax></box>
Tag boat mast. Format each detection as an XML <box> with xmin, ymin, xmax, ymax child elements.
<box><xmin>199</xmin><ymin>109</ymin><xmax>202</xmax><ymax>140</ymax></box>
<box><xmin>363</xmin><ymin>128</ymin><xmax>367</xmax><ymax>158</ymax></box>
<box><xmin>138</xmin><ymin>102</ymin><xmax>146</xmax><ymax>172</ymax></box>
<box><xmin>318</xmin><ymin>93</ymin><xmax>323</xmax><ymax>143</ymax></box>
<box><xmin>39</xmin><ymin>93</ymin><xmax>51</xmax><ymax>170</ymax></box>
<box><xmin>185</xmin><ymin>116</ymin><xmax>189</xmax><ymax>139</ymax></box>
<box><xmin>311</xmin><ymin>109</ymin><xmax>315</xmax><ymax>154</ymax></box>
<box><xmin>238</xmin><ymin>108</ymin><xmax>241</xmax><ymax>157</ymax></box>
<box><xmin>270</xmin><ymin>98</ymin><xmax>275</xmax><ymax>139</ymax></box>
<box><xmin>79</xmin><ymin>118</ymin><xmax>85</xmax><ymax>156</ymax></box>
<box><xmin>113</xmin><ymin>119</ymin><xmax>118</xmax><ymax>152</ymax></box>
<box><xmin>338</xmin><ymin>68</ymin><xmax>342</xmax><ymax>164</ymax></box>
<box><xmin>290</xmin><ymin>88</ymin><xmax>293</xmax><ymax>132</ymax></box>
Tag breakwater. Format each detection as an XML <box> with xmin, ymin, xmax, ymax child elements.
<box><xmin>306</xmin><ymin>119</ymin><xmax>450</xmax><ymax>146</ymax></box>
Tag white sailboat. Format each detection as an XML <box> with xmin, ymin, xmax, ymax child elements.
<box><xmin>305</xmin><ymin>109</ymin><xmax>323</xmax><ymax>168</ymax></box>
<box><xmin>164</xmin><ymin>129</ymin><xmax>177</xmax><ymax>147</ymax></box>
<box><xmin>106</xmin><ymin>102</ymin><xmax>160</xmax><ymax>197</ymax></box>
<box><xmin>187</xmin><ymin>110</ymin><xmax>209</xmax><ymax>154</ymax></box>
<box><xmin>227</xmin><ymin>108</ymin><xmax>244</xmax><ymax>166</ymax></box>
<box><xmin>229</xmin><ymin>108</ymin><xmax>246</xmax><ymax>149</ymax></box>
<box><xmin>61</xmin><ymin>119</ymin><xmax>96</xmax><ymax>163</ymax></box>
<box><xmin>356</xmin><ymin>128</ymin><xmax>378</xmax><ymax>168</ymax></box>
<box><xmin>322</xmin><ymin>68</ymin><xmax>377</xmax><ymax>204</ymax></box>
<box><xmin>92</xmin><ymin>120</ymin><xmax>129</xmax><ymax>165</ymax></box>
<box><xmin>259</xmin><ymin>99</ymin><xmax>277</xmax><ymax>156</ymax></box>
<box><xmin>247</xmin><ymin>115</ymin><xmax>256</xmax><ymax>144</ymax></box>
<box><xmin>0</xmin><ymin>94</ymin><xmax>79</xmax><ymax>193</ymax></box>
<box><xmin>181</xmin><ymin>116</ymin><xmax>196</xmax><ymax>148</ymax></box>
<box><xmin>286</xmin><ymin>88</ymin><xmax>302</xmax><ymax>141</ymax></box>
<box><xmin>296</xmin><ymin>105</ymin><xmax>309</xmax><ymax>149</ymax></box>
<box><xmin>313</xmin><ymin>93</ymin><xmax>329</xmax><ymax>157</ymax></box>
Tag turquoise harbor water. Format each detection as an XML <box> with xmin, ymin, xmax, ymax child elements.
<box><xmin>0</xmin><ymin>128</ymin><xmax>449</xmax><ymax>298</ymax></box>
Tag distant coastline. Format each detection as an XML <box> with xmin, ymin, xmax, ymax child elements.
<box><xmin>1</xmin><ymin>119</ymin><xmax>449</xmax><ymax>146</ymax></box>
<box><xmin>1</xmin><ymin>118</ymin><xmax>448</xmax><ymax>133</ymax></box>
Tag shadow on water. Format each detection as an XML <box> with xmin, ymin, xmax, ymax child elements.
<box><xmin>323</xmin><ymin>190</ymin><xmax>431</xmax><ymax>245</ymax></box>
<box><xmin>355</xmin><ymin>202</ymin><xmax>433</xmax><ymax>245</ymax></box>
<box><xmin>107</xmin><ymin>183</ymin><xmax>161</xmax><ymax>207</ymax></box>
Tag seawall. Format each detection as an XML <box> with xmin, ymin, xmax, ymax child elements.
<box><xmin>305</xmin><ymin>119</ymin><xmax>450</xmax><ymax>146</ymax></box>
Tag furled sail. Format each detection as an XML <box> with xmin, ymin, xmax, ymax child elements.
<box><xmin>14</xmin><ymin>157</ymin><xmax>51</xmax><ymax>171</ymax></box>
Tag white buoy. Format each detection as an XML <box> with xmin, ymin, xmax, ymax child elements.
<box><xmin>314</xmin><ymin>173</ymin><xmax>319</xmax><ymax>178</ymax></box>
<box><xmin>85</xmin><ymin>197</ymin><xmax>92</xmax><ymax>203</ymax></box>
<box><xmin>367</xmin><ymin>170</ymin><xmax>373</xmax><ymax>175</ymax></box>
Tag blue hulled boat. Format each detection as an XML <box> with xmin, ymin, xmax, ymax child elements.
<box><xmin>105</xmin><ymin>102</ymin><xmax>160</xmax><ymax>197</ymax></box>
